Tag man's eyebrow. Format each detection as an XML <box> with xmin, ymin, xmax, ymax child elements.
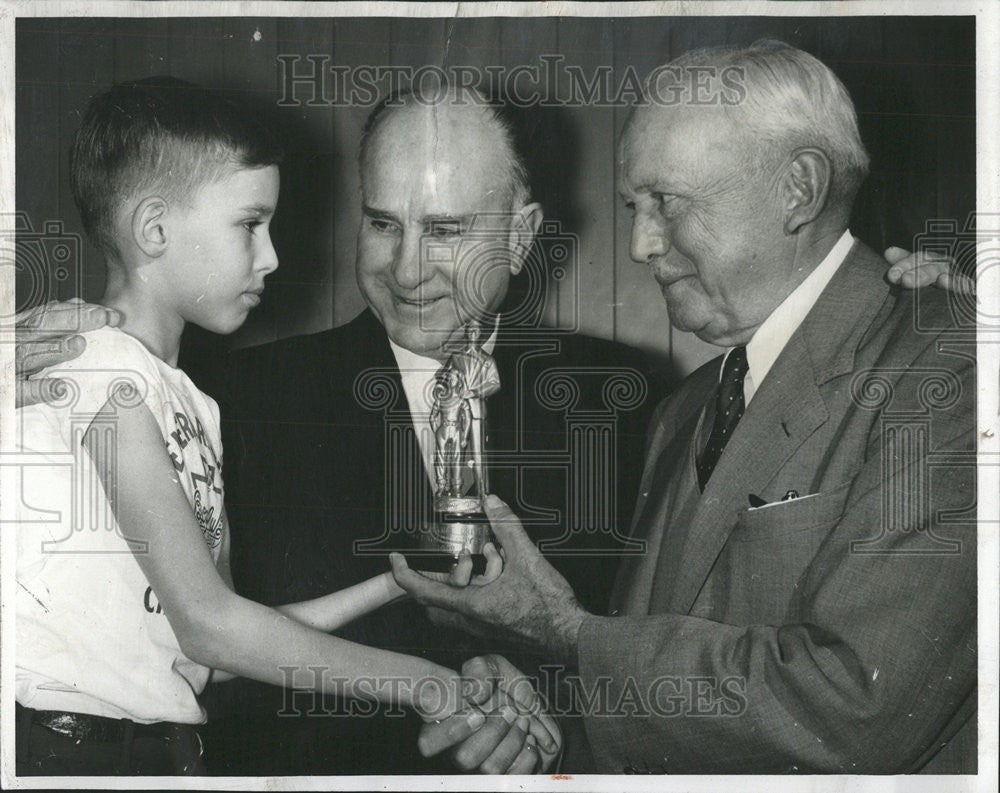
<box><xmin>420</xmin><ymin>214</ymin><xmax>473</xmax><ymax>225</ymax></box>
<box><xmin>631</xmin><ymin>181</ymin><xmax>675</xmax><ymax>194</ymax></box>
<box><xmin>239</xmin><ymin>203</ymin><xmax>276</xmax><ymax>216</ymax></box>
<box><xmin>361</xmin><ymin>204</ymin><xmax>400</xmax><ymax>221</ymax></box>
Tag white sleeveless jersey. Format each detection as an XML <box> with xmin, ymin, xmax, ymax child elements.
<box><xmin>15</xmin><ymin>327</ymin><xmax>226</xmax><ymax>724</ymax></box>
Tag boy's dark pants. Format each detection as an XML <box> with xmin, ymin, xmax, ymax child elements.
<box><xmin>16</xmin><ymin>703</ymin><xmax>205</xmax><ymax>776</ymax></box>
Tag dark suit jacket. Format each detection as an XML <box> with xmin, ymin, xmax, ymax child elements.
<box><xmin>577</xmin><ymin>241</ymin><xmax>977</xmax><ymax>773</ymax></box>
<box><xmin>185</xmin><ymin>308</ymin><xmax>664</xmax><ymax>774</ymax></box>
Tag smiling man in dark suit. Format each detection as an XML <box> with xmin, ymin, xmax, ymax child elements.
<box><xmin>395</xmin><ymin>41</ymin><xmax>977</xmax><ymax>774</ymax></box>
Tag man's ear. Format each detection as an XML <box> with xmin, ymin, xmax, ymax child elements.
<box><xmin>130</xmin><ymin>196</ymin><xmax>169</xmax><ymax>258</ymax></box>
<box><xmin>507</xmin><ymin>202</ymin><xmax>544</xmax><ymax>275</ymax></box>
<box><xmin>782</xmin><ymin>149</ymin><xmax>831</xmax><ymax>234</ymax></box>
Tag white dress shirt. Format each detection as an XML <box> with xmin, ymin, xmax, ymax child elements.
<box><xmin>733</xmin><ymin>229</ymin><xmax>855</xmax><ymax>405</ymax></box>
<box><xmin>389</xmin><ymin>322</ymin><xmax>499</xmax><ymax>486</ymax></box>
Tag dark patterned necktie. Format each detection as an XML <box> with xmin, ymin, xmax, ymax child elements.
<box><xmin>697</xmin><ymin>346</ymin><xmax>749</xmax><ymax>491</ymax></box>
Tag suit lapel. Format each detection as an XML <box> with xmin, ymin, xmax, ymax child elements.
<box><xmin>656</xmin><ymin>333</ymin><xmax>829</xmax><ymax>612</ymax></box>
<box><xmin>649</xmin><ymin>241</ymin><xmax>892</xmax><ymax>614</ymax></box>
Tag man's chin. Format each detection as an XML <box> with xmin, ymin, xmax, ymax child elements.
<box><xmin>665</xmin><ymin>308</ymin><xmax>705</xmax><ymax>336</ymax></box>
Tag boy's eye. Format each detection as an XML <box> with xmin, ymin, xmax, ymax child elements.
<box><xmin>242</xmin><ymin>220</ymin><xmax>262</xmax><ymax>233</ymax></box>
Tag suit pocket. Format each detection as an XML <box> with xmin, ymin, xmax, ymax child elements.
<box><xmin>715</xmin><ymin>482</ymin><xmax>854</xmax><ymax>623</ymax></box>
<box><xmin>732</xmin><ymin>481</ymin><xmax>852</xmax><ymax>541</ymax></box>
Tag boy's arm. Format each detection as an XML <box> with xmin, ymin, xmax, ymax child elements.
<box><xmin>83</xmin><ymin>396</ymin><xmax>460</xmax><ymax>720</ymax></box>
<box><xmin>217</xmin><ymin>507</ymin><xmax>406</xmax><ymax>633</ymax></box>
<box><xmin>275</xmin><ymin>573</ymin><xmax>407</xmax><ymax>632</ymax></box>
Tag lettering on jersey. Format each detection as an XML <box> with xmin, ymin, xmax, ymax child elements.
<box><xmin>191</xmin><ymin>452</ymin><xmax>223</xmax><ymax>496</ymax></box>
<box><xmin>168</xmin><ymin>411</ymin><xmax>214</xmax><ymax>471</ymax></box>
<box><xmin>143</xmin><ymin>585</ymin><xmax>164</xmax><ymax>615</ymax></box>
<box><xmin>194</xmin><ymin>488</ymin><xmax>224</xmax><ymax>549</ymax></box>
<box><xmin>164</xmin><ymin>410</ymin><xmax>225</xmax><ymax>551</ymax></box>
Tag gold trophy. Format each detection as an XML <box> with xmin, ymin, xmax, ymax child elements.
<box><xmin>420</xmin><ymin>322</ymin><xmax>499</xmax><ymax>568</ymax></box>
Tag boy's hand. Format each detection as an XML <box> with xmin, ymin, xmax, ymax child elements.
<box><xmin>411</xmin><ymin>666</ymin><xmax>464</xmax><ymax>725</ymax></box>
<box><xmin>14</xmin><ymin>298</ymin><xmax>120</xmax><ymax>406</ymax></box>
<box><xmin>418</xmin><ymin>654</ymin><xmax>562</xmax><ymax>774</ymax></box>
<box><xmin>400</xmin><ymin>542</ymin><xmax>503</xmax><ymax>590</ymax></box>
<box><xmin>396</xmin><ymin>543</ymin><xmax>504</xmax><ymax>635</ymax></box>
<box><xmin>444</xmin><ymin>542</ymin><xmax>504</xmax><ymax>587</ymax></box>
<box><xmin>885</xmin><ymin>246</ymin><xmax>975</xmax><ymax>294</ymax></box>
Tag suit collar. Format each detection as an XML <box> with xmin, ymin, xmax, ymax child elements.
<box><xmin>799</xmin><ymin>240</ymin><xmax>891</xmax><ymax>385</ymax></box>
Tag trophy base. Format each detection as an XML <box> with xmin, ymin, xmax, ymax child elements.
<box><xmin>410</xmin><ymin>516</ymin><xmax>494</xmax><ymax>575</ymax></box>
<box><xmin>434</xmin><ymin>496</ymin><xmax>481</xmax><ymax>513</ymax></box>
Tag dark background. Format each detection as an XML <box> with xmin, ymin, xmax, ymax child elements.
<box><xmin>15</xmin><ymin>15</ymin><xmax>976</xmax><ymax>378</ymax></box>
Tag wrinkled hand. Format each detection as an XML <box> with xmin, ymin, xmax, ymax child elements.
<box><xmin>390</xmin><ymin>495</ymin><xmax>589</xmax><ymax>663</ymax></box>
<box><xmin>418</xmin><ymin>654</ymin><xmax>562</xmax><ymax>774</ymax></box>
<box><xmin>14</xmin><ymin>298</ymin><xmax>120</xmax><ymax>407</ymax></box>
<box><xmin>884</xmin><ymin>246</ymin><xmax>974</xmax><ymax>294</ymax></box>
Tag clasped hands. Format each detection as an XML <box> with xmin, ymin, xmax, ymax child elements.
<box><xmin>391</xmin><ymin>495</ymin><xmax>593</xmax><ymax>773</ymax></box>
<box><xmin>413</xmin><ymin>653</ymin><xmax>562</xmax><ymax>774</ymax></box>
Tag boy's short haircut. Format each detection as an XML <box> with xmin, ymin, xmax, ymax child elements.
<box><xmin>70</xmin><ymin>76</ymin><xmax>283</xmax><ymax>263</ymax></box>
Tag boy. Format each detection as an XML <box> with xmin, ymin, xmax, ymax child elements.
<box><xmin>14</xmin><ymin>77</ymin><xmax>547</xmax><ymax>775</ymax></box>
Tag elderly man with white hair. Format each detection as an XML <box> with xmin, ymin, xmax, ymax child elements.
<box><xmin>396</xmin><ymin>40</ymin><xmax>977</xmax><ymax>774</ymax></box>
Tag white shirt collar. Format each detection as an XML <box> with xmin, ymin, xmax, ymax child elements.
<box><xmin>732</xmin><ymin>229</ymin><xmax>854</xmax><ymax>405</ymax></box>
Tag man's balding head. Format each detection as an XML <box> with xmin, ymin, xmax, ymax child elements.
<box><xmin>360</xmin><ymin>86</ymin><xmax>530</xmax><ymax>211</ymax></box>
<box><xmin>355</xmin><ymin>84</ymin><xmax>542</xmax><ymax>359</ymax></box>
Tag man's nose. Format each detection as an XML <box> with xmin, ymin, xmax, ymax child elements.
<box><xmin>629</xmin><ymin>212</ymin><xmax>670</xmax><ymax>264</ymax></box>
<box><xmin>392</xmin><ymin>230</ymin><xmax>429</xmax><ymax>289</ymax></box>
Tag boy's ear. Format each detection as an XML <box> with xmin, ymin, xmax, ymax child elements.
<box><xmin>507</xmin><ymin>202</ymin><xmax>544</xmax><ymax>276</ymax></box>
<box><xmin>131</xmin><ymin>197</ymin><xmax>169</xmax><ymax>258</ymax></box>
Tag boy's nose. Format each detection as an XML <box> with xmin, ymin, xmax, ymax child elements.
<box><xmin>258</xmin><ymin>233</ymin><xmax>279</xmax><ymax>274</ymax></box>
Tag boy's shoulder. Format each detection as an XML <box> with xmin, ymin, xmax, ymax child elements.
<box><xmin>45</xmin><ymin>326</ymin><xmax>191</xmax><ymax>414</ymax></box>
<box><xmin>46</xmin><ymin>326</ymin><xmax>158</xmax><ymax>383</ymax></box>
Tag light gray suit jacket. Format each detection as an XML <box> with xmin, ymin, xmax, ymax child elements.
<box><xmin>576</xmin><ymin>241</ymin><xmax>977</xmax><ymax>773</ymax></box>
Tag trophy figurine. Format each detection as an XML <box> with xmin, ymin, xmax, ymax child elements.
<box><xmin>420</xmin><ymin>322</ymin><xmax>500</xmax><ymax>569</ymax></box>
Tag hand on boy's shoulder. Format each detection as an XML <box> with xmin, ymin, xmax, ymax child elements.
<box><xmin>14</xmin><ymin>298</ymin><xmax>121</xmax><ymax>408</ymax></box>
